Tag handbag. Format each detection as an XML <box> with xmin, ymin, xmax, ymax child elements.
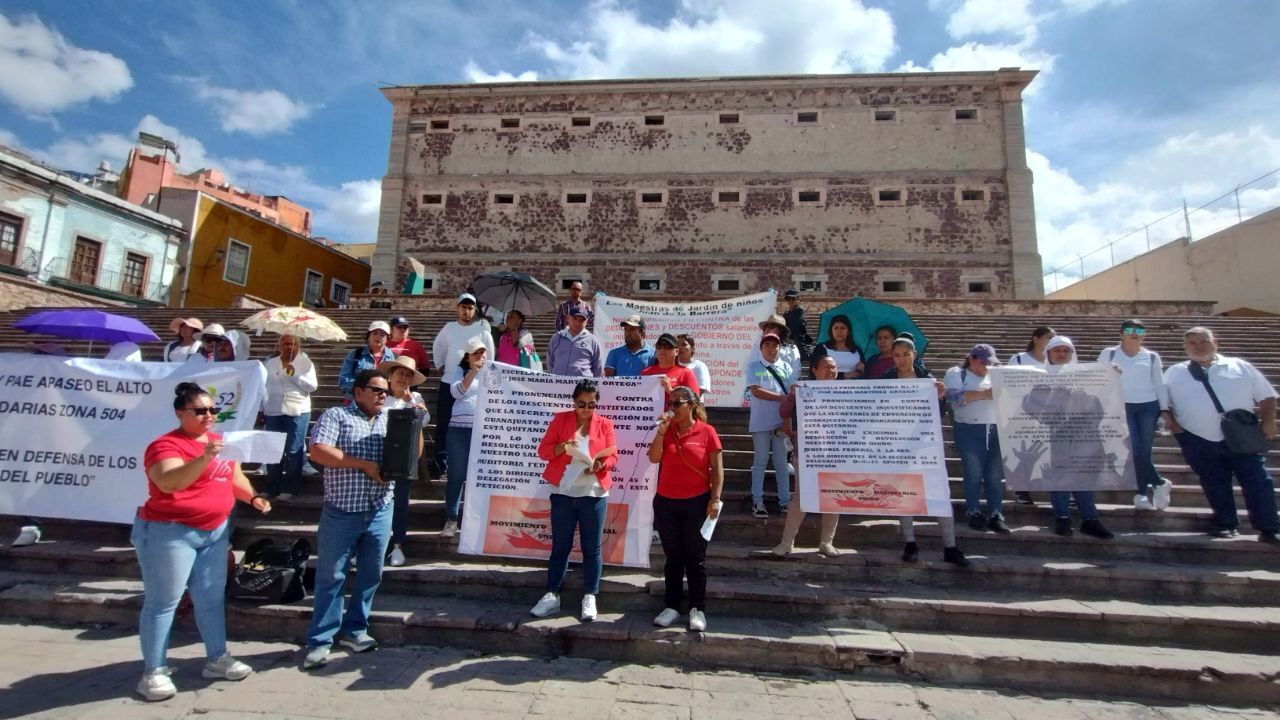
<box><xmin>227</xmin><ymin>537</ymin><xmax>311</xmax><ymax>604</ymax></box>
<box><xmin>1186</xmin><ymin>361</ymin><xmax>1269</xmax><ymax>455</ymax></box>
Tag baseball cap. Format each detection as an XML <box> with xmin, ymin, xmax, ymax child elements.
<box><xmin>367</xmin><ymin>321</ymin><xmax>391</xmax><ymax>335</ymax></box>
<box><xmin>783</xmin><ymin>289</ymin><xmax>800</xmax><ymax>300</ymax></box>
<box><xmin>760</xmin><ymin>333</ymin><xmax>782</xmax><ymax>346</ymax></box>
<box><xmin>655</xmin><ymin>333</ymin><xmax>678</xmax><ymax>348</ymax></box>
<box><xmin>390</xmin><ymin>316</ymin><xmax>410</xmax><ymax>327</ymax></box>
<box><xmin>620</xmin><ymin>314</ymin><xmax>644</xmax><ymax>328</ymax></box>
<box><xmin>570</xmin><ymin>306</ymin><xmax>590</xmax><ymax>318</ymax></box>
<box><xmin>969</xmin><ymin>344</ymin><xmax>1000</xmax><ymax>364</ymax></box>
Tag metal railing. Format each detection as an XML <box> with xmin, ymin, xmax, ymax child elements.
<box><xmin>1043</xmin><ymin>168</ymin><xmax>1280</xmax><ymax>293</ymax></box>
<box><xmin>42</xmin><ymin>257</ymin><xmax>169</xmax><ymax>303</ymax></box>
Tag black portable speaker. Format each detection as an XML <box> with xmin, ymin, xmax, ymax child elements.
<box><xmin>382</xmin><ymin>407</ymin><xmax>422</xmax><ymax>483</ymax></box>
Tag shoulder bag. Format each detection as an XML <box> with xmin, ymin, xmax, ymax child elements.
<box><xmin>1186</xmin><ymin>361</ymin><xmax>1268</xmax><ymax>454</ymax></box>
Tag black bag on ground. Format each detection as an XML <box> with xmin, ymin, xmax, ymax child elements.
<box><xmin>227</xmin><ymin>537</ymin><xmax>311</xmax><ymax>604</ymax></box>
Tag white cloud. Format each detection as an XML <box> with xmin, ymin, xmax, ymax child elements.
<box><xmin>191</xmin><ymin>81</ymin><xmax>312</xmax><ymax>136</ymax></box>
<box><xmin>1057</xmin><ymin>0</ymin><xmax>1128</xmax><ymax>13</ymax></box>
<box><xmin>0</xmin><ymin>12</ymin><xmax>132</xmax><ymax>115</ymax></box>
<box><xmin>489</xmin><ymin>0</ymin><xmax>895</xmax><ymax>80</ymax></box>
<box><xmin>463</xmin><ymin>61</ymin><xmax>538</xmax><ymax>83</ymax></box>
<box><xmin>945</xmin><ymin>0</ymin><xmax>1035</xmax><ymax>39</ymax></box>
<box><xmin>313</xmin><ymin>179</ymin><xmax>382</xmax><ymax>244</ymax></box>
<box><xmin>922</xmin><ymin>40</ymin><xmax>1054</xmax><ymax>75</ymax></box>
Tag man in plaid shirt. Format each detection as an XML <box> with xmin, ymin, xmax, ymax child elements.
<box><xmin>302</xmin><ymin>369</ymin><xmax>392</xmax><ymax>669</ymax></box>
<box><xmin>554</xmin><ymin>280</ymin><xmax>593</xmax><ymax>332</ymax></box>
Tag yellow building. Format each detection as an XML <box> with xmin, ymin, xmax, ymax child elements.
<box><xmin>159</xmin><ymin>189</ymin><xmax>370</xmax><ymax>308</ymax></box>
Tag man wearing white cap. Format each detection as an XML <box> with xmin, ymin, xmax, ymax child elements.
<box><xmin>339</xmin><ymin>321</ymin><xmax>397</xmax><ymax>402</ymax></box>
<box><xmin>431</xmin><ymin>293</ymin><xmax>494</xmax><ymax>473</ymax></box>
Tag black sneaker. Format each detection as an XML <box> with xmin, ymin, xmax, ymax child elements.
<box><xmin>987</xmin><ymin>515</ymin><xmax>1011</xmax><ymax>534</ymax></box>
<box><xmin>1079</xmin><ymin>519</ymin><xmax>1114</xmax><ymax>540</ymax></box>
<box><xmin>902</xmin><ymin>542</ymin><xmax>919</xmax><ymax>563</ymax></box>
<box><xmin>942</xmin><ymin>546</ymin><xmax>970</xmax><ymax>567</ymax></box>
<box><xmin>1257</xmin><ymin>531</ymin><xmax>1279</xmax><ymax>545</ymax></box>
<box><xmin>1016</xmin><ymin>491</ymin><xmax>1035</xmax><ymax>506</ymax></box>
<box><xmin>967</xmin><ymin>512</ymin><xmax>986</xmax><ymax>531</ymax></box>
<box><xmin>1054</xmin><ymin>517</ymin><xmax>1073</xmax><ymax>536</ymax></box>
<box><xmin>1208</xmin><ymin>527</ymin><xmax>1239</xmax><ymax>539</ymax></box>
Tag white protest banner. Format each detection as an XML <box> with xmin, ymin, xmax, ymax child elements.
<box><xmin>990</xmin><ymin>364</ymin><xmax>1135</xmax><ymax>491</ymax></box>
<box><xmin>459</xmin><ymin>363</ymin><xmax>663</xmax><ymax>568</ymax></box>
<box><xmin>796</xmin><ymin>379</ymin><xmax>952</xmax><ymax>516</ymax></box>
<box><xmin>0</xmin><ymin>355</ymin><xmax>267</xmax><ymax>524</ymax></box>
<box><xmin>593</xmin><ymin>290</ymin><xmax>776</xmax><ymax>407</ymax></box>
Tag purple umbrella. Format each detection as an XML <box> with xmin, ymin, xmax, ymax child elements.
<box><xmin>13</xmin><ymin>309</ymin><xmax>160</xmax><ymax>353</ymax></box>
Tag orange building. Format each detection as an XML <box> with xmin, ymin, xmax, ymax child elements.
<box><xmin>159</xmin><ymin>189</ymin><xmax>370</xmax><ymax>308</ymax></box>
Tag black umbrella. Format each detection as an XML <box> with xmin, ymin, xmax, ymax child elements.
<box><xmin>470</xmin><ymin>272</ymin><xmax>558</xmax><ymax>316</ymax></box>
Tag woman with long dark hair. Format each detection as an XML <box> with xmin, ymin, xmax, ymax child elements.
<box><xmin>813</xmin><ymin>314</ymin><xmax>863</xmax><ymax>379</ymax></box>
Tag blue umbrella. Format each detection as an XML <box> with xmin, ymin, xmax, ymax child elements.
<box><xmin>815</xmin><ymin>298</ymin><xmax>929</xmax><ymax>358</ymax></box>
<box><xmin>13</xmin><ymin>309</ymin><xmax>160</xmax><ymax>349</ymax></box>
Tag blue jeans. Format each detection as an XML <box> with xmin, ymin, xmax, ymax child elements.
<box><xmin>750</xmin><ymin>430</ymin><xmax>791</xmax><ymax>507</ymax></box>
<box><xmin>1049</xmin><ymin>491</ymin><xmax>1099</xmax><ymax>520</ymax></box>
<box><xmin>1125</xmin><ymin>401</ymin><xmax>1162</xmax><ymax>494</ymax></box>
<box><xmin>131</xmin><ymin>517</ymin><xmax>230</xmax><ymax>671</ymax></box>
<box><xmin>954</xmin><ymin>422</ymin><xmax>1004</xmax><ymax>518</ymax></box>
<box><xmin>1175</xmin><ymin>431</ymin><xmax>1278</xmax><ymax>533</ymax></box>
<box><xmin>445</xmin><ymin>426</ymin><xmax>473</xmax><ymax>522</ymax></box>
<box><xmin>546</xmin><ymin>493</ymin><xmax>607</xmax><ymax>594</ymax></box>
<box><xmin>306</xmin><ymin>504</ymin><xmax>392</xmax><ymax>648</ymax></box>
<box><xmin>264</xmin><ymin>412</ymin><xmax>310</xmax><ymax>496</ymax></box>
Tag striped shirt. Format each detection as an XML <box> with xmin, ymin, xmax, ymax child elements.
<box><xmin>310</xmin><ymin>404</ymin><xmax>392</xmax><ymax>512</ymax></box>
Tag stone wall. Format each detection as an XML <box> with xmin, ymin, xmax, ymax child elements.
<box><xmin>0</xmin><ymin>274</ymin><xmax>117</xmax><ymax>311</ymax></box>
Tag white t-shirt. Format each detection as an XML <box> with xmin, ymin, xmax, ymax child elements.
<box><xmin>1008</xmin><ymin>351</ymin><xmax>1047</xmax><ymax>370</ymax></box>
<box><xmin>433</xmin><ymin>320</ymin><xmax>495</xmax><ymax>383</ymax></box>
<box><xmin>822</xmin><ymin>347</ymin><xmax>862</xmax><ymax>375</ymax></box>
<box><xmin>165</xmin><ymin>341</ymin><xmax>201</xmax><ymax>363</ymax></box>
<box><xmin>943</xmin><ymin>366</ymin><xmax>997</xmax><ymax>425</ymax></box>
<box><xmin>1165</xmin><ymin>355</ymin><xmax>1277</xmax><ymax>443</ymax></box>
<box><xmin>681</xmin><ymin>359</ymin><xmax>711</xmax><ymax>396</ymax></box>
<box><xmin>385</xmin><ymin>391</ymin><xmax>429</xmax><ymax>427</ymax></box>
<box><xmin>552</xmin><ymin>435</ymin><xmax>608</xmax><ymax>498</ymax></box>
<box><xmin>748</xmin><ymin>342</ymin><xmax>801</xmax><ymax>384</ymax></box>
<box><xmin>1097</xmin><ymin>345</ymin><xmax>1167</xmax><ymax>407</ymax></box>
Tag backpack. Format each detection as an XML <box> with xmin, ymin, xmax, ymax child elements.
<box><xmin>227</xmin><ymin>537</ymin><xmax>312</xmax><ymax>604</ymax></box>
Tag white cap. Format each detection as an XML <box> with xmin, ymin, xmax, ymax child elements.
<box><xmin>464</xmin><ymin>337</ymin><xmax>488</xmax><ymax>354</ymax></box>
<box><xmin>367</xmin><ymin>321</ymin><xmax>391</xmax><ymax>335</ymax></box>
<box><xmin>457</xmin><ymin>293</ymin><xmax>477</xmax><ymax>305</ymax></box>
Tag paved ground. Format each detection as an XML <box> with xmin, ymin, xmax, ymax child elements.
<box><xmin>0</xmin><ymin>622</ymin><xmax>1277</xmax><ymax>719</ymax></box>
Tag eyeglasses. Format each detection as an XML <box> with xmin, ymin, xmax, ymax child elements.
<box><xmin>574</xmin><ymin>401</ymin><xmax>598</xmax><ymax>409</ymax></box>
<box><xmin>1123</xmin><ymin>327</ymin><xmax>1147</xmax><ymax>336</ymax></box>
<box><xmin>187</xmin><ymin>407</ymin><xmax>221</xmax><ymax>417</ymax></box>
<box><xmin>359</xmin><ymin>386</ymin><xmax>389</xmax><ymax>396</ymax></box>
<box><xmin>671</xmin><ymin>400</ymin><xmax>692</xmax><ymax>407</ymax></box>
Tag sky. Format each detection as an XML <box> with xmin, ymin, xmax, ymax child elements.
<box><xmin>0</xmin><ymin>0</ymin><xmax>1277</xmax><ymax>290</ymax></box>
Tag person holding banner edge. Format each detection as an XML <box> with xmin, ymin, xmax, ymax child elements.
<box><xmin>943</xmin><ymin>344</ymin><xmax>1010</xmax><ymax>534</ymax></box>
<box><xmin>773</xmin><ymin>353</ymin><xmax>842</xmax><ymax>557</ymax></box>
<box><xmin>133</xmin><ymin>382</ymin><xmax>273</xmax><ymax>701</ymax></box>
<box><xmin>530</xmin><ymin>379</ymin><xmax>618</xmax><ymax>621</ymax></box>
<box><xmin>1008</xmin><ymin>326</ymin><xmax>1056</xmax><ymax>507</ymax></box>
<box><xmin>1044</xmin><ymin>336</ymin><xmax>1115</xmax><ymax>540</ymax></box>
<box><xmin>648</xmin><ymin>386</ymin><xmax>724</xmax><ymax>632</ymax></box>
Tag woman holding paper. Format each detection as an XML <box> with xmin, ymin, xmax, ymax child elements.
<box><xmin>133</xmin><ymin>382</ymin><xmax>273</xmax><ymax>702</ymax></box>
<box><xmin>262</xmin><ymin>334</ymin><xmax>318</xmax><ymax>501</ymax></box>
<box><xmin>647</xmin><ymin>385</ymin><xmax>724</xmax><ymax>632</ymax></box>
<box><xmin>530</xmin><ymin>379</ymin><xmax>618</xmax><ymax>622</ymax></box>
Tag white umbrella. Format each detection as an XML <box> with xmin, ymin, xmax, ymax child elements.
<box><xmin>240</xmin><ymin>307</ymin><xmax>348</xmax><ymax>342</ymax></box>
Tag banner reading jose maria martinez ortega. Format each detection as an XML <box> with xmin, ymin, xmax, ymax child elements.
<box><xmin>0</xmin><ymin>354</ymin><xmax>266</xmax><ymax>524</ymax></box>
<box><xmin>459</xmin><ymin>363</ymin><xmax>663</xmax><ymax>568</ymax></box>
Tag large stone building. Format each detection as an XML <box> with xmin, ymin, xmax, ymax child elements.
<box><xmin>373</xmin><ymin>70</ymin><xmax>1043</xmax><ymax>299</ymax></box>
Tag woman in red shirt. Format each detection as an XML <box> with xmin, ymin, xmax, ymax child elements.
<box><xmin>646</xmin><ymin>385</ymin><xmax>723</xmax><ymax>632</ymax></box>
<box><xmin>641</xmin><ymin>333</ymin><xmax>700</xmax><ymax>406</ymax></box>
<box><xmin>530</xmin><ymin>379</ymin><xmax>618</xmax><ymax>622</ymax></box>
<box><xmin>132</xmin><ymin>382</ymin><xmax>272</xmax><ymax>702</ymax></box>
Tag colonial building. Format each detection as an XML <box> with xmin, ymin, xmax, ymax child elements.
<box><xmin>373</xmin><ymin>70</ymin><xmax>1043</xmax><ymax>299</ymax></box>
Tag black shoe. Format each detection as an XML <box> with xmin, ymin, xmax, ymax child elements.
<box><xmin>902</xmin><ymin>542</ymin><xmax>919</xmax><ymax>563</ymax></box>
<box><xmin>1208</xmin><ymin>527</ymin><xmax>1239</xmax><ymax>539</ymax></box>
<box><xmin>987</xmin><ymin>515</ymin><xmax>1011</xmax><ymax>534</ymax></box>
<box><xmin>1016</xmin><ymin>491</ymin><xmax>1035</xmax><ymax>506</ymax></box>
<box><xmin>942</xmin><ymin>546</ymin><xmax>970</xmax><ymax>567</ymax></box>
<box><xmin>1079</xmin><ymin>519</ymin><xmax>1114</xmax><ymax>540</ymax></box>
<box><xmin>967</xmin><ymin>512</ymin><xmax>986</xmax><ymax>531</ymax></box>
<box><xmin>1257</xmin><ymin>531</ymin><xmax>1279</xmax><ymax>545</ymax></box>
<box><xmin>1054</xmin><ymin>517</ymin><xmax>1073</xmax><ymax>536</ymax></box>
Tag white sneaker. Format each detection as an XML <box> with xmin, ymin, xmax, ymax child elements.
<box><xmin>301</xmin><ymin>464</ymin><xmax>320</xmax><ymax>477</ymax></box>
<box><xmin>1134</xmin><ymin>494</ymin><xmax>1156</xmax><ymax>511</ymax></box>
<box><xmin>202</xmin><ymin>654</ymin><xmax>253</xmax><ymax>680</ymax></box>
<box><xmin>818</xmin><ymin>543</ymin><xmax>841</xmax><ymax>557</ymax></box>
<box><xmin>653</xmin><ymin>607</ymin><xmax>680</xmax><ymax>627</ymax></box>
<box><xmin>388</xmin><ymin>545</ymin><xmax>406</xmax><ymax>567</ymax></box>
<box><xmin>688</xmin><ymin>609</ymin><xmax>707</xmax><ymax>632</ymax></box>
<box><xmin>302</xmin><ymin>645</ymin><xmax>330</xmax><ymax>670</ymax></box>
<box><xmin>441</xmin><ymin>520</ymin><xmax>459</xmax><ymax>539</ymax></box>
<box><xmin>12</xmin><ymin>525</ymin><xmax>40</xmax><ymax>546</ymax></box>
<box><xmin>580</xmin><ymin>594</ymin><xmax>597</xmax><ymax>622</ymax></box>
<box><xmin>275</xmin><ymin>493</ymin><xmax>294</xmax><ymax>501</ymax></box>
<box><xmin>1153</xmin><ymin>480</ymin><xmax>1173</xmax><ymax>510</ymax></box>
<box><xmin>136</xmin><ymin>667</ymin><xmax>176</xmax><ymax>701</ymax></box>
<box><xmin>530</xmin><ymin>592</ymin><xmax>560</xmax><ymax>618</ymax></box>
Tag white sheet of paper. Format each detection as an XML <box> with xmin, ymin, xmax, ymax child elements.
<box><xmin>700</xmin><ymin>501</ymin><xmax>724</xmax><ymax>542</ymax></box>
<box><xmin>219</xmin><ymin>430</ymin><xmax>287</xmax><ymax>464</ymax></box>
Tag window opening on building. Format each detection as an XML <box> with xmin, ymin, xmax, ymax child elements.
<box><xmin>644</xmin><ymin>115</ymin><xmax>665</xmax><ymax>126</ymax></box>
<box><xmin>565</xmin><ymin>192</ymin><xmax>588</xmax><ymax>204</ymax></box>
<box><xmin>430</xmin><ymin>119</ymin><xmax>450</xmax><ymax>130</ymax></box>
<box><xmin>0</xmin><ymin>211</ymin><xmax>21</xmax><ymax>267</ymax></box>
<box><xmin>874</xmin><ymin>110</ymin><xmax>896</xmax><ymax>122</ymax></box>
<box><xmin>796</xmin><ymin>111</ymin><xmax>818</xmax><ymax>123</ymax></box>
<box><xmin>500</xmin><ymin>118</ymin><xmax>520</xmax><ymax>129</ymax></box>
<box><xmin>954</xmin><ymin>108</ymin><xmax>978</xmax><ymax>121</ymax></box>
<box><xmin>122</xmin><ymin>252</ymin><xmax>148</xmax><ymax>297</ymax></box>
<box><xmin>303</xmin><ymin>269</ymin><xmax>323</xmax><ymax>305</ymax></box>
<box><xmin>422</xmin><ymin>193</ymin><xmax>444</xmax><ymax>205</ymax></box>
<box><xmin>718</xmin><ymin>113</ymin><xmax>739</xmax><ymax>124</ymax></box>
<box><xmin>571</xmin><ymin>116</ymin><xmax>591</xmax><ymax>127</ymax></box>
<box><xmin>640</xmin><ymin>192</ymin><xmax>664</xmax><ymax>204</ymax></box>
<box><xmin>223</xmin><ymin>239</ymin><xmax>250</xmax><ymax>285</ymax></box>
<box><xmin>967</xmin><ymin>281</ymin><xmax>993</xmax><ymax>294</ymax></box>
<box><xmin>878</xmin><ymin>189</ymin><xmax>902</xmax><ymax>203</ymax></box>
<box><xmin>493</xmin><ymin>193</ymin><xmax>515</xmax><ymax>205</ymax></box>
<box><xmin>961</xmin><ymin>189</ymin><xmax>986</xmax><ymax>202</ymax></box>
<box><xmin>799</xmin><ymin>279</ymin><xmax>823</xmax><ymax>292</ymax></box>
<box><xmin>797</xmin><ymin>190</ymin><xmax>822</xmax><ymax>203</ymax></box>
<box><xmin>560</xmin><ymin>278</ymin><xmax>583</xmax><ymax>290</ymax></box>
<box><xmin>716</xmin><ymin>278</ymin><xmax>741</xmax><ymax>292</ymax></box>
<box><xmin>717</xmin><ymin>191</ymin><xmax>740</xmax><ymax>203</ymax></box>
<box><xmin>331</xmin><ymin>279</ymin><xmax>351</xmax><ymax>306</ymax></box>
<box><xmin>882</xmin><ymin>280</ymin><xmax>907</xmax><ymax>293</ymax></box>
<box><xmin>637</xmin><ymin>278</ymin><xmax>662</xmax><ymax>292</ymax></box>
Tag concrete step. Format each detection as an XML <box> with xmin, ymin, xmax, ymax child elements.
<box><xmin>1</xmin><ymin>570</ymin><xmax>1278</xmax><ymax>703</ymax></box>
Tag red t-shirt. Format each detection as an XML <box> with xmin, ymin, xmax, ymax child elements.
<box><xmin>139</xmin><ymin>430</ymin><xmax>236</xmax><ymax>530</ymax></box>
<box><xmin>387</xmin><ymin>338</ymin><xmax>430</xmax><ymax>372</ymax></box>
<box><xmin>641</xmin><ymin>363</ymin><xmax>701</xmax><ymax>400</ymax></box>
<box><xmin>656</xmin><ymin>421</ymin><xmax>722</xmax><ymax>499</ymax></box>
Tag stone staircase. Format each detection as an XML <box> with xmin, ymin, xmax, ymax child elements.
<box><xmin>1</xmin><ymin>305</ymin><xmax>1279</xmax><ymax>704</ymax></box>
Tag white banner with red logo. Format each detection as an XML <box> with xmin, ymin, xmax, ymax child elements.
<box><xmin>0</xmin><ymin>355</ymin><xmax>267</xmax><ymax>524</ymax></box>
<box><xmin>459</xmin><ymin>363</ymin><xmax>663</xmax><ymax>568</ymax></box>
<box><xmin>795</xmin><ymin>379</ymin><xmax>952</xmax><ymax>516</ymax></box>
<box><xmin>593</xmin><ymin>290</ymin><xmax>776</xmax><ymax>407</ymax></box>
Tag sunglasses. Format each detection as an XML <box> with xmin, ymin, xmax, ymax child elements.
<box><xmin>575</xmin><ymin>401</ymin><xmax>598</xmax><ymax>409</ymax></box>
<box><xmin>671</xmin><ymin>400</ymin><xmax>692</xmax><ymax>407</ymax></box>
<box><xmin>359</xmin><ymin>386</ymin><xmax>389</xmax><ymax>396</ymax></box>
<box><xmin>1123</xmin><ymin>327</ymin><xmax>1147</xmax><ymax>335</ymax></box>
<box><xmin>187</xmin><ymin>407</ymin><xmax>221</xmax><ymax>417</ymax></box>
